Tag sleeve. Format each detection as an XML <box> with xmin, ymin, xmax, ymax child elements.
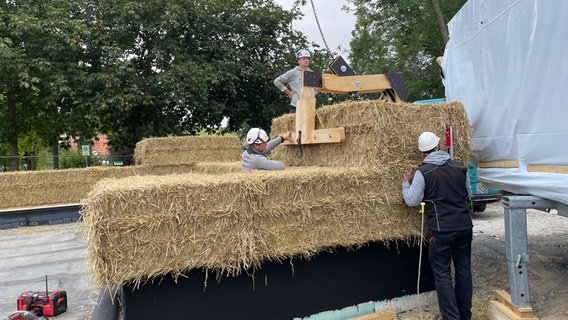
<box><xmin>254</xmin><ymin>157</ymin><xmax>285</xmax><ymax>170</ymax></box>
<box><xmin>264</xmin><ymin>137</ymin><xmax>283</xmax><ymax>153</ymax></box>
<box><xmin>402</xmin><ymin>170</ymin><xmax>425</xmax><ymax>207</ymax></box>
<box><xmin>273</xmin><ymin>69</ymin><xmax>294</xmax><ymax>92</ymax></box>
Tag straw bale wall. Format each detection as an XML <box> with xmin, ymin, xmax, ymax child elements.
<box><xmin>0</xmin><ymin>135</ymin><xmax>242</xmax><ymax>210</ymax></box>
<box><xmin>80</xmin><ymin>99</ymin><xmax>472</xmax><ymax>288</ymax></box>
<box><xmin>0</xmin><ymin>165</ymin><xmax>195</xmax><ymax>210</ymax></box>
<box><xmin>134</xmin><ymin>135</ymin><xmax>241</xmax><ymax>166</ymax></box>
<box><xmin>72</xmin><ymin>101</ymin><xmax>471</xmax><ymax>286</ymax></box>
<box><xmin>270</xmin><ymin>100</ymin><xmax>472</xmax><ymax>168</ymax></box>
<box><xmin>82</xmin><ymin>167</ymin><xmax>422</xmax><ymax>287</ymax></box>
<box><xmin>192</xmin><ymin>161</ymin><xmax>243</xmax><ymax>174</ymax></box>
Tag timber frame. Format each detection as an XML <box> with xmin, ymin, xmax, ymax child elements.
<box><xmin>283</xmin><ymin>57</ymin><xmax>405</xmax><ymax>146</ymax></box>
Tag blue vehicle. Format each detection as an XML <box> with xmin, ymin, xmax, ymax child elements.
<box><xmin>414</xmin><ymin>99</ymin><xmax>502</xmax><ymax>212</ymax></box>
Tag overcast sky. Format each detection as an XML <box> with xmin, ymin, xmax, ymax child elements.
<box><xmin>274</xmin><ymin>0</ymin><xmax>356</xmax><ymax>56</ymax></box>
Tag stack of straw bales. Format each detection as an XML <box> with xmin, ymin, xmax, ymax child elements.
<box><xmin>0</xmin><ymin>136</ymin><xmax>242</xmax><ymax>210</ymax></box>
<box><xmin>81</xmin><ymin>99</ymin><xmax>472</xmax><ymax>288</ymax></box>
<box><xmin>270</xmin><ymin>100</ymin><xmax>471</xmax><ymax>168</ymax></box>
<box><xmin>82</xmin><ymin>167</ymin><xmax>419</xmax><ymax>287</ymax></box>
<box><xmin>0</xmin><ymin>165</ymin><xmax>192</xmax><ymax>210</ymax></box>
<box><xmin>134</xmin><ymin>135</ymin><xmax>241</xmax><ymax>166</ymax></box>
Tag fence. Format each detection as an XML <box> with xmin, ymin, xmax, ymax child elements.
<box><xmin>0</xmin><ymin>154</ymin><xmax>134</xmax><ymax>172</ymax></box>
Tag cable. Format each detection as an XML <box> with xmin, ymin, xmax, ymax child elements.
<box><xmin>309</xmin><ymin>0</ymin><xmax>331</xmax><ymax>54</ymax></box>
<box><xmin>417</xmin><ymin>199</ymin><xmax>437</xmax><ymax>320</ymax></box>
<box><xmin>417</xmin><ymin>202</ymin><xmax>425</xmax><ymax>320</ymax></box>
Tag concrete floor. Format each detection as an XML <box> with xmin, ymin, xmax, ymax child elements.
<box><xmin>0</xmin><ymin>223</ymin><xmax>95</xmax><ymax>319</ymax></box>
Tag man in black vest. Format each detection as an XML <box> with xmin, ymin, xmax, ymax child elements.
<box><xmin>401</xmin><ymin>131</ymin><xmax>473</xmax><ymax>320</ymax></box>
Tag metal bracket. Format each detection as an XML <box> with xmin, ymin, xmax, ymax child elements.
<box><xmin>303</xmin><ymin>70</ymin><xmax>322</xmax><ymax>87</ymax></box>
<box><xmin>328</xmin><ymin>56</ymin><xmax>355</xmax><ymax>76</ymax></box>
<box><xmin>502</xmin><ymin>194</ymin><xmax>565</xmax><ymax>308</ymax></box>
<box><xmin>385</xmin><ymin>73</ymin><xmax>407</xmax><ymax>102</ymax></box>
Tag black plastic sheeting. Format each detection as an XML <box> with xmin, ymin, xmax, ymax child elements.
<box><xmin>0</xmin><ymin>205</ymin><xmax>81</xmax><ymax>229</ymax></box>
<box><xmin>121</xmin><ymin>241</ymin><xmax>434</xmax><ymax>320</ymax></box>
<box><xmin>91</xmin><ymin>285</ymin><xmax>120</xmax><ymax>320</ymax></box>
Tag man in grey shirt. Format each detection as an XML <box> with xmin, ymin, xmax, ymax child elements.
<box><xmin>273</xmin><ymin>49</ymin><xmax>314</xmax><ymax>113</ymax></box>
<box><xmin>242</xmin><ymin>128</ymin><xmax>292</xmax><ymax>171</ymax></box>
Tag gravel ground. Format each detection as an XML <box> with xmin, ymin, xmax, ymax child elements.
<box><xmin>398</xmin><ymin>201</ymin><xmax>568</xmax><ymax>320</ymax></box>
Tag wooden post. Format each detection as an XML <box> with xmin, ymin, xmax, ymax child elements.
<box><xmin>285</xmin><ymin>71</ymin><xmax>345</xmax><ymax>145</ymax></box>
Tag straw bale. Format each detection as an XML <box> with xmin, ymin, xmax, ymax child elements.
<box><xmin>270</xmin><ymin>100</ymin><xmax>472</xmax><ymax>168</ymax></box>
<box><xmin>192</xmin><ymin>161</ymin><xmax>243</xmax><ymax>174</ymax></box>
<box><xmin>0</xmin><ymin>165</ymin><xmax>194</xmax><ymax>210</ymax></box>
<box><xmin>134</xmin><ymin>135</ymin><xmax>241</xmax><ymax>166</ymax></box>
<box><xmin>81</xmin><ymin>167</ymin><xmax>421</xmax><ymax>288</ymax></box>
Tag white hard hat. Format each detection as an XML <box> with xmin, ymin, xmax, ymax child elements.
<box><xmin>418</xmin><ymin>131</ymin><xmax>440</xmax><ymax>152</ymax></box>
<box><xmin>246</xmin><ymin>128</ymin><xmax>269</xmax><ymax>145</ymax></box>
<box><xmin>296</xmin><ymin>49</ymin><xmax>311</xmax><ymax>59</ymax></box>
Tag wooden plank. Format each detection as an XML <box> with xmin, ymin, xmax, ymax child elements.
<box><xmin>320</xmin><ymin>74</ymin><xmax>394</xmax><ymax>94</ymax></box>
<box><xmin>477</xmin><ymin>161</ymin><xmax>519</xmax><ymax>168</ymax></box>
<box><xmin>347</xmin><ymin>309</ymin><xmax>397</xmax><ymax>320</ymax></box>
<box><xmin>283</xmin><ymin>127</ymin><xmax>345</xmax><ymax>145</ymax></box>
<box><xmin>493</xmin><ymin>290</ymin><xmax>537</xmax><ymax>319</ymax></box>
<box><xmin>527</xmin><ymin>164</ymin><xmax>568</xmax><ymax>174</ymax></box>
<box><xmin>476</xmin><ymin>161</ymin><xmax>568</xmax><ymax>173</ymax></box>
<box><xmin>488</xmin><ymin>301</ymin><xmax>539</xmax><ymax>320</ymax></box>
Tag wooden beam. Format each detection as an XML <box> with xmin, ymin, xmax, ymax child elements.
<box><xmin>347</xmin><ymin>309</ymin><xmax>397</xmax><ymax>320</ymax></box>
<box><xmin>476</xmin><ymin>162</ymin><xmax>568</xmax><ymax>174</ymax></box>
<box><xmin>319</xmin><ymin>73</ymin><xmax>398</xmax><ymax>97</ymax></box>
<box><xmin>527</xmin><ymin>164</ymin><xmax>568</xmax><ymax>174</ymax></box>
<box><xmin>477</xmin><ymin>161</ymin><xmax>519</xmax><ymax>168</ymax></box>
<box><xmin>283</xmin><ymin>127</ymin><xmax>345</xmax><ymax>145</ymax></box>
<box><xmin>487</xmin><ymin>290</ymin><xmax>538</xmax><ymax>320</ymax></box>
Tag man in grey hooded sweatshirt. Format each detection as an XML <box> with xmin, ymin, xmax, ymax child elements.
<box><xmin>242</xmin><ymin>128</ymin><xmax>292</xmax><ymax>171</ymax></box>
<box><xmin>273</xmin><ymin>49</ymin><xmax>314</xmax><ymax>113</ymax></box>
<box><xmin>401</xmin><ymin>131</ymin><xmax>473</xmax><ymax>320</ymax></box>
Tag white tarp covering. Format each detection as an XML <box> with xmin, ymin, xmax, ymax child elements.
<box><xmin>442</xmin><ymin>0</ymin><xmax>568</xmax><ymax>205</ymax></box>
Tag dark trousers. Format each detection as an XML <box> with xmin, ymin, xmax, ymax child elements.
<box><xmin>428</xmin><ymin>229</ymin><xmax>473</xmax><ymax>320</ymax></box>
<box><xmin>289</xmin><ymin>105</ymin><xmax>296</xmax><ymax>113</ymax></box>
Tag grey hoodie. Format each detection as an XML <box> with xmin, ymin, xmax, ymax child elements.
<box><xmin>241</xmin><ymin>137</ymin><xmax>285</xmax><ymax>171</ymax></box>
<box><xmin>273</xmin><ymin>66</ymin><xmax>315</xmax><ymax>107</ymax></box>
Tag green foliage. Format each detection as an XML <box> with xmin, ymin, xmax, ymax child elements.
<box><xmin>59</xmin><ymin>148</ymin><xmax>100</xmax><ymax>169</ymax></box>
<box><xmin>0</xmin><ymin>0</ymin><xmax>93</xmax><ymax>169</ymax></box>
<box><xmin>83</xmin><ymin>0</ymin><xmax>307</xmax><ymax>150</ymax></box>
<box><xmin>348</xmin><ymin>0</ymin><xmax>467</xmax><ymax>101</ymax></box>
<box><xmin>2</xmin><ymin>0</ymin><xmax>349</xmax><ymax>163</ymax></box>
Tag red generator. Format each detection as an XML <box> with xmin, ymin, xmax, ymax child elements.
<box><xmin>17</xmin><ymin>290</ymin><xmax>67</xmax><ymax>317</ymax></box>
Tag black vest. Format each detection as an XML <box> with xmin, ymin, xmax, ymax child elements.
<box><xmin>418</xmin><ymin>159</ymin><xmax>472</xmax><ymax>232</ymax></box>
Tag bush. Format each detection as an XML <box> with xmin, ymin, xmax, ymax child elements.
<box><xmin>59</xmin><ymin>149</ymin><xmax>100</xmax><ymax>169</ymax></box>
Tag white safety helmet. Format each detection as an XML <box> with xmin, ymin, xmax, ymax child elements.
<box><xmin>418</xmin><ymin>131</ymin><xmax>440</xmax><ymax>152</ymax></box>
<box><xmin>296</xmin><ymin>49</ymin><xmax>311</xmax><ymax>59</ymax></box>
<box><xmin>246</xmin><ymin>128</ymin><xmax>269</xmax><ymax>145</ymax></box>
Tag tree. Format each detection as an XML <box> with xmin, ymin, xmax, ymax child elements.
<box><xmin>347</xmin><ymin>0</ymin><xmax>466</xmax><ymax>101</ymax></box>
<box><xmin>2</xmin><ymin>0</ymin><xmax>321</xmax><ymax>164</ymax></box>
<box><xmin>80</xmin><ymin>0</ymin><xmax>309</xmax><ymax>156</ymax></box>
<box><xmin>0</xmin><ymin>0</ymin><xmax>91</xmax><ymax>170</ymax></box>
